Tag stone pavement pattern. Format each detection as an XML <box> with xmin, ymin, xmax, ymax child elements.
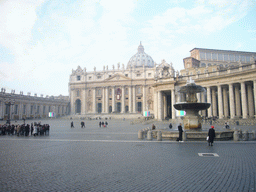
<box><xmin>0</xmin><ymin>119</ymin><xmax>255</xmax><ymax>191</ymax></box>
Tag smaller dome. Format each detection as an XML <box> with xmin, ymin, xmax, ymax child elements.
<box><xmin>127</xmin><ymin>42</ymin><xmax>154</xmax><ymax>68</ymax></box>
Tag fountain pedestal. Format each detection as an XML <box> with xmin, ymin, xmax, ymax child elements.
<box><xmin>174</xmin><ymin>103</ymin><xmax>210</xmax><ymax>130</ymax></box>
<box><xmin>173</xmin><ymin>78</ymin><xmax>211</xmax><ymax>130</ymax></box>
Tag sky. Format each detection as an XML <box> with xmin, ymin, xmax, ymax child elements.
<box><xmin>1</xmin><ymin>0</ymin><xmax>256</xmax><ymax>96</ymax></box>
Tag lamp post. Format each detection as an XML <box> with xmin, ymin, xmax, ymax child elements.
<box><xmin>4</xmin><ymin>98</ymin><xmax>15</xmax><ymax>125</ymax></box>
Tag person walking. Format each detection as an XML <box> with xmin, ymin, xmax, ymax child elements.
<box><xmin>169</xmin><ymin>123</ymin><xmax>172</xmax><ymax>129</ymax></box>
<box><xmin>81</xmin><ymin>121</ymin><xmax>85</xmax><ymax>128</ymax></box>
<box><xmin>99</xmin><ymin>121</ymin><xmax>102</xmax><ymax>128</ymax></box>
<box><xmin>177</xmin><ymin>123</ymin><xmax>183</xmax><ymax>142</ymax></box>
<box><xmin>71</xmin><ymin>121</ymin><xmax>74</xmax><ymax>128</ymax></box>
<box><xmin>208</xmin><ymin>125</ymin><xmax>216</xmax><ymax>146</ymax></box>
<box><xmin>152</xmin><ymin>124</ymin><xmax>156</xmax><ymax>130</ymax></box>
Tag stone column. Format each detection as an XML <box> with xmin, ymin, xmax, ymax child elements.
<box><xmin>121</xmin><ymin>86</ymin><xmax>125</xmax><ymax>113</ymax></box>
<box><xmin>154</xmin><ymin>90</ymin><xmax>158</xmax><ymax>119</ymax></box>
<box><xmin>212</xmin><ymin>88</ymin><xmax>217</xmax><ymax>117</ymax></box>
<box><xmin>241</xmin><ymin>82</ymin><xmax>248</xmax><ymax>119</ymax></box>
<box><xmin>70</xmin><ymin>90</ymin><xmax>75</xmax><ymax>115</ymax></box>
<box><xmin>102</xmin><ymin>87</ymin><xmax>105</xmax><ymax>113</ymax></box>
<box><xmin>129</xmin><ymin>86</ymin><xmax>132</xmax><ymax>113</ymax></box>
<box><xmin>201</xmin><ymin>92</ymin><xmax>206</xmax><ymax>117</ymax></box>
<box><xmin>163</xmin><ymin>94</ymin><xmax>167</xmax><ymax>119</ymax></box>
<box><xmin>235</xmin><ymin>85</ymin><xmax>241</xmax><ymax>117</ymax></box>
<box><xmin>223</xmin><ymin>87</ymin><xmax>229</xmax><ymax>118</ymax></box>
<box><xmin>106</xmin><ymin>87</ymin><xmax>109</xmax><ymax>113</ymax></box>
<box><xmin>112</xmin><ymin>87</ymin><xmax>116</xmax><ymax>112</ymax></box>
<box><xmin>247</xmin><ymin>83</ymin><xmax>254</xmax><ymax>118</ymax></box>
<box><xmin>158</xmin><ymin>91</ymin><xmax>163</xmax><ymax>120</ymax></box>
<box><xmin>172</xmin><ymin>89</ymin><xmax>176</xmax><ymax>119</ymax></box>
<box><xmin>81</xmin><ymin>89</ymin><xmax>85</xmax><ymax>115</ymax></box>
<box><xmin>254</xmin><ymin>81</ymin><xmax>256</xmax><ymax>116</ymax></box>
<box><xmin>197</xmin><ymin>93</ymin><xmax>201</xmax><ymax>115</ymax></box>
<box><xmin>217</xmin><ymin>85</ymin><xmax>224</xmax><ymax>119</ymax></box>
<box><xmin>143</xmin><ymin>86</ymin><xmax>146</xmax><ymax>112</ymax></box>
<box><xmin>229</xmin><ymin>84</ymin><xmax>235</xmax><ymax>119</ymax></box>
<box><xmin>19</xmin><ymin>102</ymin><xmax>23</xmax><ymax>119</ymax></box>
<box><xmin>133</xmin><ymin>86</ymin><xmax>136</xmax><ymax>113</ymax></box>
<box><xmin>207</xmin><ymin>87</ymin><xmax>212</xmax><ymax>117</ymax></box>
<box><xmin>92</xmin><ymin>88</ymin><xmax>96</xmax><ymax>113</ymax></box>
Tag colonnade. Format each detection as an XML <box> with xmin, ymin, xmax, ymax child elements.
<box><xmin>154</xmin><ymin>80</ymin><xmax>256</xmax><ymax>120</ymax></box>
<box><xmin>0</xmin><ymin>96</ymin><xmax>69</xmax><ymax>120</ymax></box>
<box><xmin>204</xmin><ymin>81</ymin><xmax>255</xmax><ymax>119</ymax></box>
<box><xmin>77</xmin><ymin>85</ymin><xmax>150</xmax><ymax>115</ymax></box>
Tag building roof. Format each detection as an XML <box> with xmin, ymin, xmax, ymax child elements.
<box><xmin>190</xmin><ymin>48</ymin><xmax>256</xmax><ymax>54</ymax></box>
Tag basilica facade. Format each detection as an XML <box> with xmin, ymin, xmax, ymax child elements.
<box><xmin>69</xmin><ymin>43</ymin><xmax>256</xmax><ymax>120</ymax></box>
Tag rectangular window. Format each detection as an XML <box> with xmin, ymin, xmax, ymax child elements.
<box><xmin>200</xmin><ymin>52</ymin><xmax>206</xmax><ymax>60</ymax></box>
<box><xmin>137</xmin><ymin>74</ymin><xmax>141</xmax><ymax>77</ymax></box>
<box><xmin>229</xmin><ymin>54</ymin><xmax>235</xmax><ymax>62</ymax></box>
<box><xmin>89</xmin><ymin>76</ymin><xmax>92</xmax><ymax>80</ymax></box>
<box><xmin>148</xmin><ymin>73</ymin><xmax>152</xmax><ymax>77</ymax></box>
<box><xmin>37</xmin><ymin>106</ymin><xmax>40</xmax><ymax>114</ymax></box>
<box><xmin>206</xmin><ymin>52</ymin><xmax>211</xmax><ymax>60</ymax></box>
<box><xmin>218</xmin><ymin>54</ymin><xmax>223</xmax><ymax>61</ymax></box>
<box><xmin>212</xmin><ymin>53</ymin><xmax>217</xmax><ymax>61</ymax></box>
<box><xmin>241</xmin><ymin>55</ymin><xmax>245</xmax><ymax>62</ymax></box>
<box><xmin>97</xmin><ymin>76</ymin><xmax>101</xmax><ymax>79</ymax></box>
<box><xmin>224</xmin><ymin>54</ymin><xmax>229</xmax><ymax>61</ymax></box>
<box><xmin>235</xmin><ymin>55</ymin><xmax>240</xmax><ymax>61</ymax></box>
<box><xmin>14</xmin><ymin>105</ymin><xmax>18</xmax><ymax>114</ymax></box>
<box><xmin>246</xmin><ymin>56</ymin><xmax>251</xmax><ymax>63</ymax></box>
<box><xmin>23</xmin><ymin>105</ymin><xmax>26</xmax><ymax>114</ymax></box>
<box><xmin>125</xmin><ymin>74</ymin><xmax>128</xmax><ymax>77</ymax></box>
<box><xmin>77</xmin><ymin>76</ymin><xmax>81</xmax><ymax>81</ymax></box>
<box><xmin>30</xmin><ymin>105</ymin><xmax>33</xmax><ymax>114</ymax></box>
<box><xmin>43</xmin><ymin>106</ymin><xmax>46</xmax><ymax>114</ymax></box>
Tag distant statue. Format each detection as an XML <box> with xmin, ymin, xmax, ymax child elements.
<box><xmin>94</xmin><ymin>66</ymin><xmax>96</xmax><ymax>71</ymax></box>
<box><xmin>122</xmin><ymin>63</ymin><xmax>124</xmax><ymax>69</ymax></box>
<box><xmin>117</xmin><ymin>63</ymin><xmax>120</xmax><ymax>69</ymax></box>
<box><xmin>84</xmin><ymin>67</ymin><xmax>86</xmax><ymax>72</ymax></box>
<box><xmin>103</xmin><ymin>66</ymin><xmax>105</xmax><ymax>71</ymax></box>
<box><xmin>106</xmin><ymin>65</ymin><xmax>108</xmax><ymax>70</ymax></box>
<box><xmin>112</xmin><ymin>65</ymin><xmax>115</xmax><ymax>70</ymax></box>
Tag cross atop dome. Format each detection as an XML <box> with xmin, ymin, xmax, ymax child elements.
<box><xmin>137</xmin><ymin>41</ymin><xmax>144</xmax><ymax>53</ymax></box>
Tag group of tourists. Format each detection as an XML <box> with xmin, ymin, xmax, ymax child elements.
<box><xmin>99</xmin><ymin>121</ymin><xmax>108</xmax><ymax>128</ymax></box>
<box><xmin>70</xmin><ymin>121</ymin><xmax>109</xmax><ymax>128</ymax></box>
<box><xmin>0</xmin><ymin>122</ymin><xmax>50</xmax><ymax>136</ymax></box>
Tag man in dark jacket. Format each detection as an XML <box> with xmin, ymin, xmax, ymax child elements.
<box><xmin>208</xmin><ymin>125</ymin><xmax>216</xmax><ymax>146</ymax></box>
<box><xmin>178</xmin><ymin>123</ymin><xmax>183</xmax><ymax>142</ymax></box>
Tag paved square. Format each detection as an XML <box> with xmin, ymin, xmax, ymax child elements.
<box><xmin>0</xmin><ymin>119</ymin><xmax>255</xmax><ymax>191</ymax></box>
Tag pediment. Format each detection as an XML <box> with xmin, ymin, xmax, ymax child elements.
<box><xmin>105</xmin><ymin>73</ymin><xmax>131</xmax><ymax>81</ymax></box>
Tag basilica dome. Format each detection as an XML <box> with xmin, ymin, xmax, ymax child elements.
<box><xmin>127</xmin><ymin>42</ymin><xmax>155</xmax><ymax>68</ymax></box>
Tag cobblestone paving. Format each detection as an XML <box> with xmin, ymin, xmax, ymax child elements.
<box><xmin>0</xmin><ymin>119</ymin><xmax>255</xmax><ymax>191</ymax></box>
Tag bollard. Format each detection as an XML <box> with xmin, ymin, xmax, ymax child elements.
<box><xmin>138</xmin><ymin>130</ymin><xmax>143</xmax><ymax>139</ymax></box>
<box><xmin>243</xmin><ymin>131</ymin><xmax>249</xmax><ymax>141</ymax></box>
<box><xmin>147</xmin><ymin>131</ymin><xmax>152</xmax><ymax>140</ymax></box>
<box><xmin>157</xmin><ymin>131</ymin><xmax>162</xmax><ymax>141</ymax></box>
<box><xmin>233</xmin><ymin>131</ymin><xmax>239</xmax><ymax>141</ymax></box>
<box><xmin>252</xmin><ymin>130</ymin><xmax>256</xmax><ymax>140</ymax></box>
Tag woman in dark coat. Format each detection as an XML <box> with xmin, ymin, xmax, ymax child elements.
<box><xmin>208</xmin><ymin>126</ymin><xmax>216</xmax><ymax>146</ymax></box>
<box><xmin>178</xmin><ymin>123</ymin><xmax>183</xmax><ymax>142</ymax></box>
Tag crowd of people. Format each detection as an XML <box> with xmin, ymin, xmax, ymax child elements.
<box><xmin>0</xmin><ymin>122</ymin><xmax>50</xmax><ymax>136</ymax></box>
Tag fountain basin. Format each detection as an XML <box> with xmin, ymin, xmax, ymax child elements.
<box><xmin>174</xmin><ymin>103</ymin><xmax>211</xmax><ymax>111</ymax></box>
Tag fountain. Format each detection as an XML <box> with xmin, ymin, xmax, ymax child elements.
<box><xmin>174</xmin><ymin>78</ymin><xmax>210</xmax><ymax>130</ymax></box>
